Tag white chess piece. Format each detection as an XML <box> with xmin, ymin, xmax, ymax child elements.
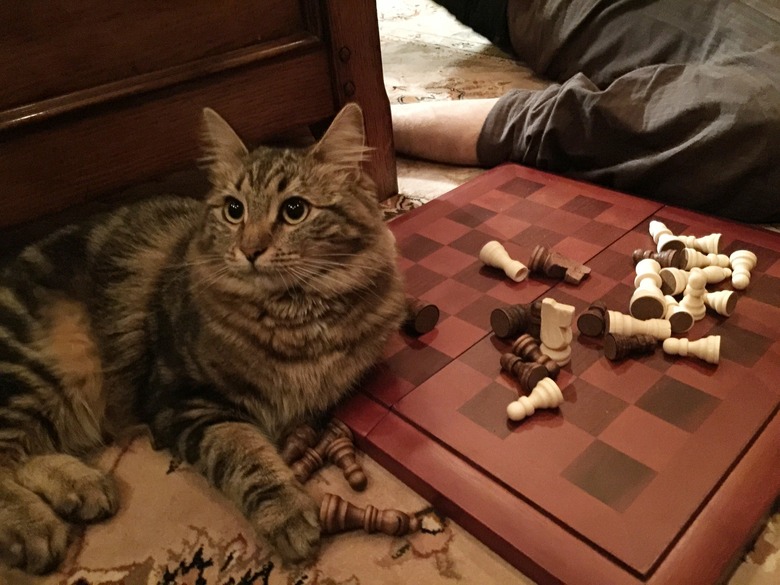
<box><xmin>664</xmin><ymin>295</ymin><xmax>694</xmax><ymax>334</ymax></box>
<box><xmin>506</xmin><ymin>378</ymin><xmax>564</xmax><ymax>422</ymax></box>
<box><xmin>659</xmin><ymin>267</ymin><xmax>689</xmax><ymax>296</ymax></box>
<box><xmin>700</xmin><ymin>265</ymin><xmax>732</xmax><ymax>285</ymax></box>
<box><xmin>649</xmin><ymin>220</ymin><xmax>673</xmax><ymax>243</ymax></box>
<box><xmin>606</xmin><ymin>310</ymin><xmax>672</xmax><ymax>340</ymax></box>
<box><xmin>682</xmin><ymin>249</ymin><xmax>730</xmax><ymax>270</ymax></box>
<box><xmin>677</xmin><ymin>233</ymin><xmax>721</xmax><ymax>254</ymax></box>
<box><xmin>539</xmin><ymin>298</ymin><xmax>575</xmax><ymax>366</ymax></box>
<box><xmin>679</xmin><ymin>267</ymin><xmax>707</xmax><ymax>321</ymax></box>
<box><xmin>662</xmin><ymin>336</ymin><xmax>720</xmax><ymax>365</ymax></box>
<box><xmin>729</xmin><ymin>250</ymin><xmax>757</xmax><ymax>290</ymax></box>
<box><xmin>630</xmin><ymin>258</ymin><xmax>666</xmax><ymax>319</ymax></box>
<box><xmin>703</xmin><ymin>290</ymin><xmax>738</xmax><ymax>317</ymax></box>
<box><xmin>479</xmin><ymin>241</ymin><xmax>529</xmax><ymax>282</ymax></box>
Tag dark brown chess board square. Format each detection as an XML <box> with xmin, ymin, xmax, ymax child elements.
<box><xmin>336</xmin><ymin>165</ymin><xmax>780</xmax><ymax>585</ymax></box>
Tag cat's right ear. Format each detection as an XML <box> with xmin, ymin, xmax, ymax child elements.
<box><xmin>200</xmin><ymin>108</ymin><xmax>249</xmax><ymax>185</ymax></box>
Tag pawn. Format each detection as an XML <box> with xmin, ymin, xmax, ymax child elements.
<box><xmin>630</xmin><ymin>258</ymin><xmax>666</xmax><ymax>320</ymax></box>
<box><xmin>480</xmin><ymin>240</ymin><xmax>528</xmax><ymax>282</ymax></box>
<box><xmin>500</xmin><ymin>353</ymin><xmax>548</xmax><ymax>393</ymax></box>
<box><xmin>664</xmin><ymin>295</ymin><xmax>695</xmax><ymax>334</ymax></box>
<box><xmin>606</xmin><ymin>310</ymin><xmax>672</xmax><ymax>340</ymax></box>
<box><xmin>325</xmin><ymin>436</ymin><xmax>367</xmax><ymax>491</ymax></box>
<box><xmin>648</xmin><ymin>220</ymin><xmax>675</xmax><ymax>244</ymax></box>
<box><xmin>679</xmin><ymin>267</ymin><xmax>707</xmax><ymax>321</ymax></box>
<box><xmin>682</xmin><ymin>249</ymin><xmax>730</xmax><ymax>270</ymax></box>
<box><xmin>577</xmin><ymin>300</ymin><xmax>608</xmax><ymax>337</ymax></box>
<box><xmin>291</xmin><ymin>419</ymin><xmax>352</xmax><ymax>483</ymax></box>
<box><xmin>700</xmin><ymin>265</ymin><xmax>732</xmax><ymax>285</ymax></box>
<box><xmin>729</xmin><ymin>250</ymin><xmax>757</xmax><ymax>290</ymax></box>
<box><xmin>659</xmin><ymin>267</ymin><xmax>689</xmax><ymax>296</ymax></box>
<box><xmin>662</xmin><ymin>336</ymin><xmax>720</xmax><ymax>365</ymax></box>
<box><xmin>320</xmin><ymin>493</ymin><xmax>420</xmax><ymax>536</ymax></box>
<box><xmin>677</xmin><ymin>232</ymin><xmax>721</xmax><ymax>254</ymax></box>
<box><xmin>656</xmin><ymin>233</ymin><xmax>686</xmax><ymax>252</ymax></box>
<box><xmin>529</xmin><ymin>245</ymin><xmax>591</xmax><ymax>285</ymax></box>
<box><xmin>632</xmin><ymin>248</ymin><xmax>683</xmax><ymax>269</ymax></box>
<box><xmin>603</xmin><ymin>333</ymin><xmax>657</xmax><ymax>361</ymax></box>
<box><xmin>491</xmin><ymin>301</ymin><xmax>542</xmax><ymax>339</ymax></box>
<box><xmin>511</xmin><ymin>334</ymin><xmax>561</xmax><ymax>379</ymax></box>
<box><xmin>280</xmin><ymin>424</ymin><xmax>319</xmax><ymax>465</ymax></box>
<box><xmin>703</xmin><ymin>290</ymin><xmax>738</xmax><ymax>317</ymax></box>
<box><xmin>507</xmin><ymin>378</ymin><xmax>564</xmax><ymax>422</ymax></box>
<box><xmin>403</xmin><ymin>297</ymin><xmax>440</xmax><ymax>336</ymax></box>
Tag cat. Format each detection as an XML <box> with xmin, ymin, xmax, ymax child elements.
<box><xmin>0</xmin><ymin>103</ymin><xmax>407</xmax><ymax>574</ymax></box>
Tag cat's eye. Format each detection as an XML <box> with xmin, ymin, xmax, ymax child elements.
<box><xmin>223</xmin><ymin>197</ymin><xmax>245</xmax><ymax>223</ymax></box>
<box><xmin>280</xmin><ymin>197</ymin><xmax>309</xmax><ymax>225</ymax></box>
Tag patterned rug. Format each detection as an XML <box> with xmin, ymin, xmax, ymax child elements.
<box><xmin>3</xmin><ymin>2</ymin><xmax>777</xmax><ymax>584</ymax></box>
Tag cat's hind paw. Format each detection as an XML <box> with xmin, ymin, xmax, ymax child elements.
<box><xmin>15</xmin><ymin>454</ymin><xmax>118</xmax><ymax>523</ymax></box>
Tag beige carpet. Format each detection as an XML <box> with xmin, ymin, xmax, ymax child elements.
<box><xmin>2</xmin><ymin>2</ymin><xmax>777</xmax><ymax>584</ymax></box>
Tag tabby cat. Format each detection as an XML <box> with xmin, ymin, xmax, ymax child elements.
<box><xmin>0</xmin><ymin>103</ymin><xmax>406</xmax><ymax>574</ymax></box>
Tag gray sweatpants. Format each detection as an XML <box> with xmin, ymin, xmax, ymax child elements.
<box><xmin>476</xmin><ymin>0</ymin><xmax>780</xmax><ymax>223</ymax></box>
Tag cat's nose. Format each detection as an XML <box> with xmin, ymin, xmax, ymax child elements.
<box><xmin>241</xmin><ymin>246</ymin><xmax>267</xmax><ymax>263</ymax></box>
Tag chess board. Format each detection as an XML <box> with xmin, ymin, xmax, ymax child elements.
<box><xmin>335</xmin><ymin>165</ymin><xmax>780</xmax><ymax>585</ymax></box>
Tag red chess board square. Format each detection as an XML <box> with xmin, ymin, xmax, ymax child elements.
<box><xmin>338</xmin><ymin>164</ymin><xmax>780</xmax><ymax>585</ymax></box>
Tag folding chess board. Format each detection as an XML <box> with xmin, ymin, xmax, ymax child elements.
<box><xmin>335</xmin><ymin>164</ymin><xmax>780</xmax><ymax>585</ymax></box>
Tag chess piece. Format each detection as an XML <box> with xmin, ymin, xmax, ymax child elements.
<box><xmin>320</xmin><ymin>493</ymin><xmax>420</xmax><ymax>536</ymax></box>
<box><xmin>539</xmin><ymin>298</ymin><xmax>575</xmax><ymax>366</ymax></box>
<box><xmin>529</xmin><ymin>245</ymin><xmax>591</xmax><ymax>285</ymax></box>
<box><xmin>659</xmin><ymin>267</ymin><xmax>689</xmax><ymax>296</ymax></box>
<box><xmin>700</xmin><ymin>265</ymin><xmax>732</xmax><ymax>285</ymax></box>
<box><xmin>603</xmin><ymin>333</ymin><xmax>657</xmax><ymax>361</ymax></box>
<box><xmin>511</xmin><ymin>334</ymin><xmax>561</xmax><ymax>379</ymax></box>
<box><xmin>576</xmin><ymin>300</ymin><xmax>608</xmax><ymax>337</ymax></box>
<box><xmin>664</xmin><ymin>295</ymin><xmax>695</xmax><ymax>334</ymax></box>
<box><xmin>677</xmin><ymin>232</ymin><xmax>722</xmax><ymax>254</ymax></box>
<box><xmin>291</xmin><ymin>419</ymin><xmax>353</xmax><ymax>483</ymax></box>
<box><xmin>679</xmin><ymin>267</ymin><xmax>707</xmax><ymax>321</ymax></box>
<box><xmin>480</xmin><ymin>240</ymin><xmax>528</xmax><ymax>282</ymax></box>
<box><xmin>606</xmin><ymin>310</ymin><xmax>672</xmax><ymax>340</ymax></box>
<box><xmin>490</xmin><ymin>301</ymin><xmax>542</xmax><ymax>339</ymax></box>
<box><xmin>325</xmin><ymin>436</ymin><xmax>368</xmax><ymax>491</ymax></box>
<box><xmin>662</xmin><ymin>336</ymin><xmax>721</xmax><ymax>365</ymax></box>
<box><xmin>729</xmin><ymin>250</ymin><xmax>757</xmax><ymax>290</ymax></box>
<box><xmin>631</xmin><ymin>248</ymin><xmax>684</xmax><ymax>269</ymax></box>
<box><xmin>403</xmin><ymin>297</ymin><xmax>440</xmax><ymax>336</ymax></box>
<box><xmin>506</xmin><ymin>378</ymin><xmax>564</xmax><ymax>422</ymax></box>
<box><xmin>500</xmin><ymin>353</ymin><xmax>548</xmax><ymax>393</ymax></box>
<box><xmin>703</xmin><ymin>290</ymin><xmax>738</xmax><ymax>317</ymax></box>
<box><xmin>630</xmin><ymin>258</ymin><xmax>666</xmax><ymax>320</ymax></box>
<box><xmin>648</xmin><ymin>220</ymin><xmax>685</xmax><ymax>251</ymax></box>
<box><xmin>681</xmin><ymin>249</ymin><xmax>731</xmax><ymax>270</ymax></box>
<box><xmin>280</xmin><ymin>424</ymin><xmax>319</xmax><ymax>465</ymax></box>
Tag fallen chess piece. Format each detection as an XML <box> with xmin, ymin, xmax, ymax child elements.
<box><xmin>490</xmin><ymin>300</ymin><xmax>542</xmax><ymax>339</ymax></box>
<box><xmin>500</xmin><ymin>353</ymin><xmax>548</xmax><ymax>393</ymax></box>
<box><xmin>648</xmin><ymin>220</ymin><xmax>686</xmax><ymax>252</ymax></box>
<box><xmin>511</xmin><ymin>333</ymin><xmax>561</xmax><ymax>378</ymax></box>
<box><xmin>703</xmin><ymin>290</ymin><xmax>738</xmax><ymax>317</ymax></box>
<box><xmin>529</xmin><ymin>244</ymin><xmax>591</xmax><ymax>285</ymax></box>
<box><xmin>664</xmin><ymin>295</ymin><xmax>695</xmax><ymax>334</ymax></box>
<box><xmin>630</xmin><ymin>258</ymin><xmax>666</xmax><ymax>320</ymax></box>
<box><xmin>632</xmin><ymin>248</ymin><xmax>684</xmax><ymax>269</ymax></box>
<box><xmin>681</xmin><ymin>249</ymin><xmax>730</xmax><ymax>270</ymax></box>
<box><xmin>576</xmin><ymin>300</ymin><xmax>608</xmax><ymax>337</ymax></box>
<box><xmin>403</xmin><ymin>297</ymin><xmax>440</xmax><ymax>336</ymax></box>
<box><xmin>320</xmin><ymin>493</ymin><xmax>420</xmax><ymax>536</ymax></box>
<box><xmin>280</xmin><ymin>424</ymin><xmax>319</xmax><ymax>465</ymax></box>
<box><xmin>662</xmin><ymin>335</ymin><xmax>721</xmax><ymax>365</ymax></box>
<box><xmin>480</xmin><ymin>240</ymin><xmax>529</xmax><ymax>282</ymax></box>
<box><xmin>506</xmin><ymin>378</ymin><xmax>564</xmax><ymax>422</ymax></box>
<box><xmin>606</xmin><ymin>310</ymin><xmax>672</xmax><ymax>340</ymax></box>
<box><xmin>291</xmin><ymin>419</ymin><xmax>366</xmax><ymax>490</ymax></box>
<box><xmin>603</xmin><ymin>333</ymin><xmax>657</xmax><ymax>361</ymax></box>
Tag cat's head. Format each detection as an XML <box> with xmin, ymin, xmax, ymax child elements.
<box><xmin>194</xmin><ymin>104</ymin><xmax>395</xmax><ymax>296</ymax></box>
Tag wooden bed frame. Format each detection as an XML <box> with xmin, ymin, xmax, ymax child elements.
<box><xmin>0</xmin><ymin>0</ymin><xmax>396</xmax><ymax>232</ymax></box>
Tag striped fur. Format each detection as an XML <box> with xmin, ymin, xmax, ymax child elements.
<box><xmin>0</xmin><ymin>104</ymin><xmax>406</xmax><ymax>574</ymax></box>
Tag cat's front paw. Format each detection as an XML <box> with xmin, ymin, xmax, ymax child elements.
<box><xmin>0</xmin><ymin>475</ymin><xmax>70</xmax><ymax>574</ymax></box>
<box><xmin>251</xmin><ymin>483</ymin><xmax>321</xmax><ymax>564</ymax></box>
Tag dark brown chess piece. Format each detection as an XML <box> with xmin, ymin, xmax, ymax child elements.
<box><xmin>320</xmin><ymin>493</ymin><xmax>420</xmax><ymax>536</ymax></box>
<box><xmin>403</xmin><ymin>297</ymin><xmax>440</xmax><ymax>336</ymax></box>
<box><xmin>631</xmin><ymin>248</ymin><xmax>684</xmax><ymax>269</ymax></box>
<box><xmin>290</xmin><ymin>419</ymin><xmax>352</xmax><ymax>483</ymax></box>
<box><xmin>576</xmin><ymin>301</ymin><xmax>608</xmax><ymax>337</ymax></box>
<box><xmin>500</xmin><ymin>353</ymin><xmax>548</xmax><ymax>393</ymax></box>
<box><xmin>529</xmin><ymin>245</ymin><xmax>591</xmax><ymax>285</ymax></box>
<box><xmin>490</xmin><ymin>300</ymin><xmax>542</xmax><ymax>339</ymax></box>
<box><xmin>511</xmin><ymin>333</ymin><xmax>561</xmax><ymax>379</ymax></box>
<box><xmin>280</xmin><ymin>424</ymin><xmax>318</xmax><ymax>465</ymax></box>
<box><xmin>603</xmin><ymin>333</ymin><xmax>657</xmax><ymax>361</ymax></box>
<box><xmin>325</xmin><ymin>436</ymin><xmax>368</xmax><ymax>491</ymax></box>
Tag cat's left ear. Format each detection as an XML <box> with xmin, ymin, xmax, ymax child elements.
<box><xmin>312</xmin><ymin>103</ymin><xmax>370</xmax><ymax>172</ymax></box>
<box><xmin>200</xmin><ymin>108</ymin><xmax>249</xmax><ymax>184</ymax></box>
